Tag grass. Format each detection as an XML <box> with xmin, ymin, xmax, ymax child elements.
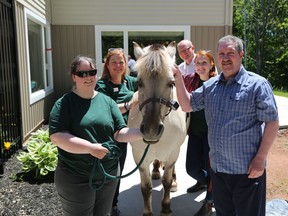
<box><xmin>273</xmin><ymin>90</ymin><xmax>288</xmax><ymax>98</ymax></box>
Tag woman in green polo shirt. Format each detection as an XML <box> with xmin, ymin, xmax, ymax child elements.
<box><xmin>49</xmin><ymin>56</ymin><xmax>142</xmax><ymax>216</ymax></box>
<box><xmin>96</xmin><ymin>48</ymin><xmax>138</xmax><ymax>216</ymax></box>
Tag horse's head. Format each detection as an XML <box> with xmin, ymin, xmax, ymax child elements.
<box><xmin>133</xmin><ymin>41</ymin><xmax>178</xmax><ymax>144</ymax></box>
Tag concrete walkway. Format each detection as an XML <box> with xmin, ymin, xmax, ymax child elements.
<box><xmin>275</xmin><ymin>96</ymin><xmax>288</xmax><ymax>128</ymax></box>
<box><xmin>118</xmin><ymin>138</ymin><xmax>214</xmax><ymax>216</ymax></box>
<box><xmin>117</xmin><ymin>95</ymin><xmax>288</xmax><ymax>215</ymax></box>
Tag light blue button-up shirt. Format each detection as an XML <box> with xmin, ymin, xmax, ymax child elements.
<box><xmin>191</xmin><ymin>66</ymin><xmax>279</xmax><ymax>174</ymax></box>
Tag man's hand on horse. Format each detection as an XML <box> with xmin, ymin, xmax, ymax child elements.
<box><xmin>172</xmin><ymin>64</ymin><xmax>181</xmax><ymax>78</ymax></box>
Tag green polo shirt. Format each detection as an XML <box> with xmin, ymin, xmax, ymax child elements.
<box><xmin>96</xmin><ymin>75</ymin><xmax>138</xmax><ymax>123</ymax></box>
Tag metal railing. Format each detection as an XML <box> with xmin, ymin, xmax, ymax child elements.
<box><xmin>0</xmin><ymin>0</ymin><xmax>22</xmax><ymax>175</ymax></box>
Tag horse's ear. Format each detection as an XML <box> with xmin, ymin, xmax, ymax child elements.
<box><xmin>133</xmin><ymin>41</ymin><xmax>145</xmax><ymax>60</ymax></box>
<box><xmin>166</xmin><ymin>41</ymin><xmax>176</xmax><ymax>61</ymax></box>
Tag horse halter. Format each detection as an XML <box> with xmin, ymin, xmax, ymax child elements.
<box><xmin>139</xmin><ymin>97</ymin><xmax>179</xmax><ymax>116</ymax></box>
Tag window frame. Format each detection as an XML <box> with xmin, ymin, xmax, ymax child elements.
<box><xmin>24</xmin><ymin>8</ymin><xmax>53</xmax><ymax>105</ymax></box>
<box><xmin>95</xmin><ymin>25</ymin><xmax>190</xmax><ymax>76</ymax></box>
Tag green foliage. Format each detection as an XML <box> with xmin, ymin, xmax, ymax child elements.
<box><xmin>233</xmin><ymin>0</ymin><xmax>288</xmax><ymax>90</ymax></box>
<box><xmin>17</xmin><ymin>128</ymin><xmax>58</xmax><ymax>179</ymax></box>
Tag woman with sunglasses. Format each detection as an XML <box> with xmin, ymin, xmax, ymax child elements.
<box><xmin>182</xmin><ymin>50</ymin><xmax>217</xmax><ymax>216</ymax></box>
<box><xmin>96</xmin><ymin>48</ymin><xmax>138</xmax><ymax>216</ymax></box>
<box><xmin>49</xmin><ymin>55</ymin><xmax>142</xmax><ymax>216</ymax></box>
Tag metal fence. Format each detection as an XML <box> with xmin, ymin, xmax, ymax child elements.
<box><xmin>0</xmin><ymin>0</ymin><xmax>22</xmax><ymax>174</ymax></box>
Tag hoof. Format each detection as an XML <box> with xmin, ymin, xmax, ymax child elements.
<box><xmin>151</xmin><ymin>170</ymin><xmax>161</xmax><ymax>180</ymax></box>
<box><xmin>170</xmin><ymin>181</ymin><xmax>178</xmax><ymax>192</ymax></box>
<box><xmin>160</xmin><ymin>210</ymin><xmax>172</xmax><ymax>216</ymax></box>
<box><xmin>143</xmin><ymin>213</ymin><xmax>153</xmax><ymax>216</ymax></box>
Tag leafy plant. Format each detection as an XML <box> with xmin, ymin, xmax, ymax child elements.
<box><xmin>17</xmin><ymin>128</ymin><xmax>58</xmax><ymax>179</ymax></box>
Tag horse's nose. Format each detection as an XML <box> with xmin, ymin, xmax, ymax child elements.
<box><xmin>157</xmin><ymin>124</ymin><xmax>164</xmax><ymax>137</ymax></box>
<box><xmin>140</xmin><ymin>122</ymin><xmax>164</xmax><ymax>141</ymax></box>
<box><xmin>140</xmin><ymin>123</ymin><xmax>145</xmax><ymax>134</ymax></box>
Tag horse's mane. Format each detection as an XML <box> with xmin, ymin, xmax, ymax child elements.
<box><xmin>136</xmin><ymin>44</ymin><xmax>174</xmax><ymax>79</ymax></box>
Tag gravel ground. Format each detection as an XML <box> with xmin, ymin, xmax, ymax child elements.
<box><xmin>0</xmin><ymin>151</ymin><xmax>62</xmax><ymax>216</ymax></box>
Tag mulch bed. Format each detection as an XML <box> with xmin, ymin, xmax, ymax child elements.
<box><xmin>0</xmin><ymin>151</ymin><xmax>62</xmax><ymax>216</ymax></box>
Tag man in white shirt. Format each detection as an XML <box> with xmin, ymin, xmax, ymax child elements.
<box><xmin>177</xmin><ymin>40</ymin><xmax>196</xmax><ymax>75</ymax></box>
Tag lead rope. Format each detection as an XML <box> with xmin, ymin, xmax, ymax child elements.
<box><xmin>89</xmin><ymin>142</ymin><xmax>150</xmax><ymax>191</ymax></box>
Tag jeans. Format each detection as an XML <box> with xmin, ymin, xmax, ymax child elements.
<box><xmin>186</xmin><ymin>133</ymin><xmax>212</xmax><ymax>201</ymax></box>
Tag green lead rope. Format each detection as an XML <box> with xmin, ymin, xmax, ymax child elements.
<box><xmin>89</xmin><ymin>142</ymin><xmax>150</xmax><ymax>191</ymax></box>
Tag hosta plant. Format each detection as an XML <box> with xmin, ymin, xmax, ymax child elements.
<box><xmin>17</xmin><ymin>128</ymin><xmax>58</xmax><ymax>179</ymax></box>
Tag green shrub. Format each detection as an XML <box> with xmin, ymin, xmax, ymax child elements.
<box><xmin>17</xmin><ymin>128</ymin><xmax>58</xmax><ymax>179</ymax></box>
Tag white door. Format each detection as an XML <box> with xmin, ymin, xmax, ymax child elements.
<box><xmin>95</xmin><ymin>25</ymin><xmax>190</xmax><ymax>76</ymax></box>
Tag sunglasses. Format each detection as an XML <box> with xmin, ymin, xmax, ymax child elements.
<box><xmin>108</xmin><ymin>48</ymin><xmax>124</xmax><ymax>52</ymax></box>
<box><xmin>73</xmin><ymin>69</ymin><xmax>97</xmax><ymax>77</ymax></box>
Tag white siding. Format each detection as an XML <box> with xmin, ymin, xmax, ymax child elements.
<box><xmin>14</xmin><ymin>0</ymin><xmax>53</xmax><ymax>140</ymax></box>
<box><xmin>51</xmin><ymin>0</ymin><xmax>233</xmax><ymax>26</ymax></box>
<box><xmin>16</xmin><ymin>0</ymin><xmax>51</xmax><ymax>22</ymax></box>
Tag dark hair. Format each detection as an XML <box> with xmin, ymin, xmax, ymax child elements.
<box><xmin>194</xmin><ymin>50</ymin><xmax>217</xmax><ymax>78</ymax></box>
<box><xmin>70</xmin><ymin>56</ymin><xmax>96</xmax><ymax>75</ymax></box>
<box><xmin>217</xmin><ymin>35</ymin><xmax>244</xmax><ymax>54</ymax></box>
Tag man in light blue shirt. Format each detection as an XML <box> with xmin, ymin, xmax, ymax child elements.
<box><xmin>173</xmin><ymin>35</ymin><xmax>279</xmax><ymax>216</ymax></box>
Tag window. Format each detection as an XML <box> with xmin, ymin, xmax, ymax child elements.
<box><xmin>24</xmin><ymin>9</ymin><xmax>53</xmax><ymax>104</ymax></box>
<box><xmin>95</xmin><ymin>25</ymin><xmax>190</xmax><ymax>76</ymax></box>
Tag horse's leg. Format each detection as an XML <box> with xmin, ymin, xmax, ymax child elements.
<box><xmin>153</xmin><ymin>161</ymin><xmax>177</xmax><ymax>192</ymax></box>
<box><xmin>151</xmin><ymin>159</ymin><xmax>161</xmax><ymax>180</ymax></box>
<box><xmin>139</xmin><ymin>166</ymin><xmax>154</xmax><ymax>216</ymax></box>
<box><xmin>160</xmin><ymin>163</ymin><xmax>174</xmax><ymax>216</ymax></box>
<box><xmin>170</xmin><ymin>165</ymin><xmax>178</xmax><ymax>192</ymax></box>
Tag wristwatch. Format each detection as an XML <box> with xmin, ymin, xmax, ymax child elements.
<box><xmin>124</xmin><ymin>102</ymin><xmax>130</xmax><ymax>111</ymax></box>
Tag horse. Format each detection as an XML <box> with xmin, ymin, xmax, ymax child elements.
<box><xmin>128</xmin><ymin>41</ymin><xmax>189</xmax><ymax>216</ymax></box>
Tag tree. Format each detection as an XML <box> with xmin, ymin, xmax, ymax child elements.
<box><xmin>233</xmin><ymin>0</ymin><xmax>288</xmax><ymax>90</ymax></box>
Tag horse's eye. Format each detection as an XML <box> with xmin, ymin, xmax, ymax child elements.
<box><xmin>168</xmin><ymin>80</ymin><xmax>175</xmax><ymax>88</ymax></box>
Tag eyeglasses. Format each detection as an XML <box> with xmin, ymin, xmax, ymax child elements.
<box><xmin>108</xmin><ymin>48</ymin><xmax>124</xmax><ymax>52</ymax></box>
<box><xmin>73</xmin><ymin>69</ymin><xmax>97</xmax><ymax>77</ymax></box>
<box><xmin>179</xmin><ymin>46</ymin><xmax>191</xmax><ymax>54</ymax></box>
